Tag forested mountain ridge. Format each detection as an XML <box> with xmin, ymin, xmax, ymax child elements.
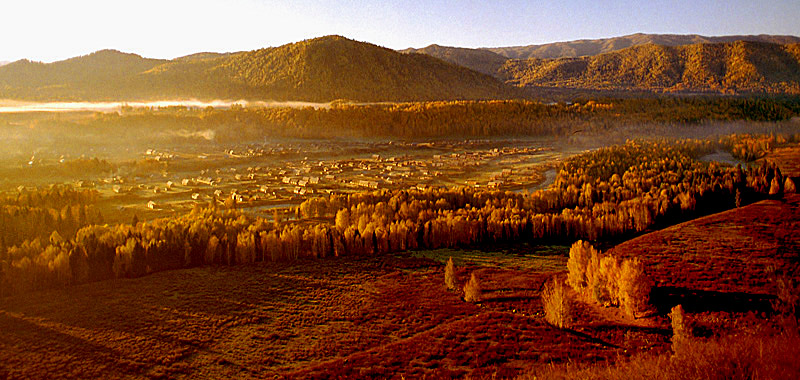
<box><xmin>0</xmin><ymin>36</ymin><xmax>517</xmax><ymax>102</ymax></box>
<box><xmin>400</xmin><ymin>44</ymin><xmax>509</xmax><ymax>76</ymax></box>
<box><xmin>498</xmin><ymin>41</ymin><xmax>800</xmax><ymax>94</ymax></box>
<box><xmin>484</xmin><ymin>33</ymin><xmax>800</xmax><ymax>60</ymax></box>
<box><xmin>0</xmin><ymin>50</ymin><xmax>168</xmax><ymax>99</ymax></box>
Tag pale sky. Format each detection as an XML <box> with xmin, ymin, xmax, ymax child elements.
<box><xmin>2</xmin><ymin>0</ymin><xmax>799</xmax><ymax>63</ymax></box>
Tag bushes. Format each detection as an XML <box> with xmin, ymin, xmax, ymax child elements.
<box><xmin>542</xmin><ymin>277</ymin><xmax>572</xmax><ymax>328</ymax></box>
<box><xmin>444</xmin><ymin>257</ymin><xmax>457</xmax><ymax>290</ymax></box>
<box><xmin>464</xmin><ymin>273</ymin><xmax>482</xmax><ymax>303</ymax></box>
<box><xmin>566</xmin><ymin>240</ymin><xmax>652</xmax><ymax>318</ymax></box>
<box><xmin>669</xmin><ymin>304</ymin><xmax>690</xmax><ymax>355</ymax></box>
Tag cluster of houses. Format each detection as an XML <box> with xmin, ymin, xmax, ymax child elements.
<box><xmin>88</xmin><ymin>141</ymin><xmax>549</xmax><ymax>214</ymax></box>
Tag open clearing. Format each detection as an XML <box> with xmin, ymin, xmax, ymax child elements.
<box><xmin>0</xmin><ymin>249</ymin><xmax>620</xmax><ymax>379</ymax></box>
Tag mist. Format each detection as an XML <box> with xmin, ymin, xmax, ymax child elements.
<box><xmin>0</xmin><ymin>99</ymin><xmax>331</xmax><ymax>113</ymax></box>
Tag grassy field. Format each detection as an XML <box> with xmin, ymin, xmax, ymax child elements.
<box><xmin>2</xmin><ymin>190</ymin><xmax>799</xmax><ymax>378</ymax></box>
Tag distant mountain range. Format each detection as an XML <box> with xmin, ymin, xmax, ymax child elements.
<box><xmin>0</xmin><ymin>36</ymin><xmax>515</xmax><ymax>102</ymax></box>
<box><xmin>2</xmin><ymin>33</ymin><xmax>800</xmax><ymax>102</ymax></box>
<box><xmin>403</xmin><ymin>34</ymin><xmax>800</xmax><ymax>94</ymax></box>
<box><xmin>499</xmin><ymin>41</ymin><xmax>800</xmax><ymax>93</ymax></box>
<box><xmin>483</xmin><ymin>33</ymin><xmax>800</xmax><ymax>60</ymax></box>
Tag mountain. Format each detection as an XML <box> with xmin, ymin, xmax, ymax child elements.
<box><xmin>0</xmin><ymin>50</ymin><xmax>168</xmax><ymax>100</ymax></box>
<box><xmin>400</xmin><ymin>44</ymin><xmax>508</xmax><ymax>76</ymax></box>
<box><xmin>498</xmin><ymin>41</ymin><xmax>800</xmax><ymax>94</ymax></box>
<box><xmin>174</xmin><ymin>52</ymin><xmax>235</xmax><ymax>61</ymax></box>
<box><xmin>0</xmin><ymin>36</ymin><xmax>516</xmax><ymax>102</ymax></box>
<box><xmin>485</xmin><ymin>33</ymin><xmax>800</xmax><ymax>60</ymax></box>
<box><xmin>0</xmin><ymin>61</ymin><xmax>9</xmax><ymax>67</ymax></box>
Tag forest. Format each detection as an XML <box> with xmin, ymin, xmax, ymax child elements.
<box><xmin>20</xmin><ymin>96</ymin><xmax>799</xmax><ymax>146</ymax></box>
<box><xmin>1</xmin><ymin>134</ymin><xmax>793</xmax><ymax>296</ymax></box>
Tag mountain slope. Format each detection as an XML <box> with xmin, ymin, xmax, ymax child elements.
<box><xmin>498</xmin><ymin>41</ymin><xmax>800</xmax><ymax>93</ymax></box>
<box><xmin>400</xmin><ymin>44</ymin><xmax>508</xmax><ymax>76</ymax></box>
<box><xmin>0</xmin><ymin>50</ymin><xmax>168</xmax><ymax>100</ymax></box>
<box><xmin>485</xmin><ymin>33</ymin><xmax>800</xmax><ymax>60</ymax></box>
<box><xmin>0</xmin><ymin>36</ymin><xmax>517</xmax><ymax>102</ymax></box>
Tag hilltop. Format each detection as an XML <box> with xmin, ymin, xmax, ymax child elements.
<box><xmin>0</xmin><ymin>36</ymin><xmax>516</xmax><ymax>102</ymax></box>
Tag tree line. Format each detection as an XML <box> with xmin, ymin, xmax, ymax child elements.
<box><xmin>64</xmin><ymin>97</ymin><xmax>800</xmax><ymax>142</ymax></box>
<box><xmin>1</xmin><ymin>137</ymin><xmax>792</xmax><ymax>296</ymax></box>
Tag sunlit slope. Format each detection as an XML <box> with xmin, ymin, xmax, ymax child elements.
<box><xmin>0</xmin><ymin>36</ymin><xmax>516</xmax><ymax>102</ymax></box>
<box><xmin>0</xmin><ymin>50</ymin><xmax>167</xmax><ymax>100</ymax></box>
<box><xmin>499</xmin><ymin>41</ymin><xmax>800</xmax><ymax>93</ymax></box>
<box><xmin>485</xmin><ymin>33</ymin><xmax>800</xmax><ymax>60</ymax></box>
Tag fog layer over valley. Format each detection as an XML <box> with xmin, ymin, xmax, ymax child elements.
<box><xmin>0</xmin><ymin>99</ymin><xmax>331</xmax><ymax>113</ymax></box>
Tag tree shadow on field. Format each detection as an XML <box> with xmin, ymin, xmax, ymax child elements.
<box><xmin>650</xmin><ymin>286</ymin><xmax>776</xmax><ymax>315</ymax></box>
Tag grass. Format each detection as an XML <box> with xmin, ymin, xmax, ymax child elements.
<box><xmin>409</xmin><ymin>245</ymin><xmax>569</xmax><ymax>272</ymax></box>
<box><xmin>520</xmin><ymin>328</ymin><xmax>800</xmax><ymax>380</ymax></box>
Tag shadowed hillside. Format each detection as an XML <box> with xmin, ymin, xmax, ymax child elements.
<box><xmin>401</xmin><ymin>44</ymin><xmax>509</xmax><ymax>76</ymax></box>
<box><xmin>499</xmin><ymin>41</ymin><xmax>800</xmax><ymax>94</ymax></box>
<box><xmin>0</xmin><ymin>36</ymin><xmax>517</xmax><ymax>102</ymax></box>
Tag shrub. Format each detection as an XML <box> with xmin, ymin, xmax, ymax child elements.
<box><xmin>769</xmin><ymin>177</ymin><xmax>782</xmax><ymax>196</ymax></box>
<box><xmin>619</xmin><ymin>258</ymin><xmax>652</xmax><ymax>318</ymax></box>
<box><xmin>567</xmin><ymin>240</ymin><xmax>652</xmax><ymax>317</ymax></box>
<box><xmin>774</xmin><ymin>275</ymin><xmax>799</xmax><ymax>317</ymax></box>
<box><xmin>444</xmin><ymin>256</ymin><xmax>457</xmax><ymax>290</ymax></box>
<box><xmin>785</xmin><ymin>177</ymin><xmax>797</xmax><ymax>194</ymax></box>
<box><xmin>464</xmin><ymin>273</ymin><xmax>482</xmax><ymax>303</ymax></box>
<box><xmin>669</xmin><ymin>304</ymin><xmax>690</xmax><ymax>355</ymax></box>
<box><xmin>567</xmin><ymin>240</ymin><xmax>596</xmax><ymax>290</ymax></box>
<box><xmin>542</xmin><ymin>277</ymin><xmax>572</xmax><ymax>328</ymax></box>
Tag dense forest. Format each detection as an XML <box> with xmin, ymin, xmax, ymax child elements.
<box><xmin>0</xmin><ymin>36</ymin><xmax>515</xmax><ymax>102</ymax></box>
<box><xmin>485</xmin><ymin>33</ymin><xmax>800</xmax><ymax>60</ymax></box>
<box><xmin>4</xmin><ymin>35</ymin><xmax>800</xmax><ymax>103</ymax></box>
<box><xmin>1</xmin><ymin>136</ymin><xmax>793</xmax><ymax>295</ymax></box>
<box><xmin>32</xmin><ymin>97</ymin><xmax>800</xmax><ymax>144</ymax></box>
<box><xmin>499</xmin><ymin>41</ymin><xmax>800</xmax><ymax>94</ymax></box>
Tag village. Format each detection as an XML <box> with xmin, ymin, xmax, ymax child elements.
<box><xmin>75</xmin><ymin>139</ymin><xmax>564</xmax><ymax>221</ymax></box>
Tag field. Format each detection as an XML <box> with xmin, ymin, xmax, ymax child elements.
<box><xmin>0</xmin><ymin>249</ymin><xmax>608</xmax><ymax>379</ymax></box>
<box><xmin>3</xmin><ymin>187</ymin><xmax>797</xmax><ymax>379</ymax></box>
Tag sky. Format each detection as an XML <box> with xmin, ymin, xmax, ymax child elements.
<box><xmin>1</xmin><ymin>0</ymin><xmax>799</xmax><ymax>63</ymax></box>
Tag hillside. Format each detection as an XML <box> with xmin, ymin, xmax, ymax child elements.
<box><xmin>499</xmin><ymin>41</ymin><xmax>800</xmax><ymax>94</ymax></box>
<box><xmin>0</xmin><ymin>36</ymin><xmax>516</xmax><ymax>102</ymax></box>
<box><xmin>401</xmin><ymin>44</ymin><xmax>509</xmax><ymax>76</ymax></box>
<box><xmin>0</xmin><ymin>50</ymin><xmax>168</xmax><ymax>100</ymax></box>
<box><xmin>485</xmin><ymin>33</ymin><xmax>800</xmax><ymax>60</ymax></box>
